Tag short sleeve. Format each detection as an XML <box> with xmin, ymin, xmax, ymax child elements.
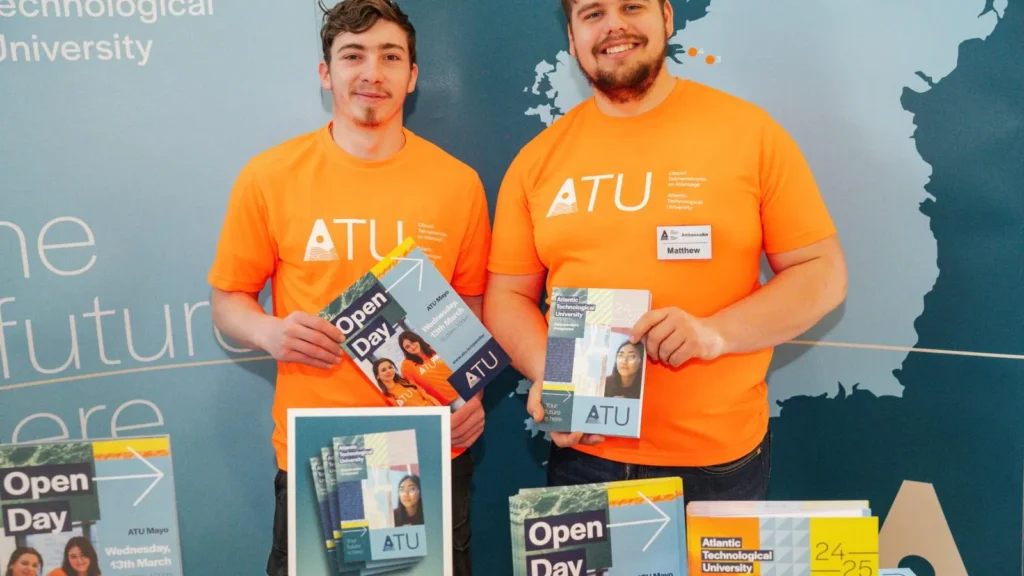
<box><xmin>486</xmin><ymin>152</ymin><xmax>546</xmax><ymax>275</ymax></box>
<box><xmin>759</xmin><ymin>115</ymin><xmax>838</xmax><ymax>255</ymax></box>
<box><xmin>450</xmin><ymin>176</ymin><xmax>492</xmax><ymax>297</ymax></box>
<box><xmin>207</xmin><ymin>164</ymin><xmax>277</xmax><ymax>293</ymax></box>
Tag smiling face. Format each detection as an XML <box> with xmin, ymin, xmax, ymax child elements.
<box><xmin>319</xmin><ymin>19</ymin><xmax>419</xmax><ymax>129</ymax></box>
<box><xmin>9</xmin><ymin>553</ymin><xmax>40</xmax><ymax>576</ymax></box>
<box><xmin>375</xmin><ymin>360</ymin><xmax>397</xmax><ymax>384</ymax></box>
<box><xmin>68</xmin><ymin>547</ymin><xmax>91</xmax><ymax>574</ymax></box>
<box><xmin>401</xmin><ymin>338</ymin><xmax>422</xmax><ymax>356</ymax></box>
<box><xmin>565</xmin><ymin>0</ymin><xmax>674</xmax><ymax>103</ymax></box>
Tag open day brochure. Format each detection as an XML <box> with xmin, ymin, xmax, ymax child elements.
<box><xmin>318</xmin><ymin>238</ymin><xmax>511</xmax><ymax>411</ymax></box>
<box><xmin>510</xmin><ymin>477</ymin><xmax>687</xmax><ymax>576</ymax></box>
<box><xmin>0</xmin><ymin>436</ymin><xmax>183</xmax><ymax>576</ymax></box>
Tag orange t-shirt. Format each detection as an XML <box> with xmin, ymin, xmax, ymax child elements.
<box><xmin>208</xmin><ymin>123</ymin><xmax>491</xmax><ymax>470</ymax></box>
<box><xmin>401</xmin><ymin>354</ymin><xmax>460</xmax><ymax>405</ymax></box>
<box><xmin>381</xmin><ymin>380</ymin><xmax>443</xmax><ymax>408</ymax></box>
<box><xmin>488</xmin><ymin>78</ymin><xmax>837</xmax><ymax>467</ymax></box>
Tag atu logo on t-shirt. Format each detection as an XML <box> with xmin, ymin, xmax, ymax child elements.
<box><xmin>546</xmin><ymin>172</ymin><xmax>654</xmax><ymax>218</ymax></box>
<box><xmin>303</xmin><ymin>218</ymin><xmax>406</xmax><ymax>262</ymax></box>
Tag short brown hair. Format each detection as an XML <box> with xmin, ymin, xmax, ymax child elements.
<box><xmin>318</xmin><ymin>0</ymin><xmax>417</xmax><ymax>65</ymax></box>
<box><xmin>559</xmin><ymin>0</ymin><xmax>666</xmax><ymax>23</ymax></box>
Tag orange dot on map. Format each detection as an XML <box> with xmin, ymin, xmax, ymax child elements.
<box><xmin>316</xmin><ymin>236</ymin><xmax>324</xmax><ymax>243</ymax></box>
<box><xmin>706</xmin><ymin>55</ymin><xmax>716</xmax><ymax>64</ymax></box>
<box><xmin>688</xmin><ymin>47</ymin><xmax>698</xmax><ymax>57</ymax></box>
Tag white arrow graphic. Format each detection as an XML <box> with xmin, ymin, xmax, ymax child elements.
<box><xmin>386</xmin><ymin>257</ymin><xmax>424</xmax><ymax>292</ymax></box>
<box><xmin>607</xmin><ymin>491</ymin><xmax>671</xmax><ymax>552</ymax></box>
<box><xmin>544</xmin><ymin>390</ymin><xmax>572</xmax><ymax>403</ymax></box>
<box><xmin>93</xmin><ymin>446</ymin><xmax>164</xmax><ymax>507</ymax></box>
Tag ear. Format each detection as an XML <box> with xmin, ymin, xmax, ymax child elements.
<box><xmin>663</xmin><ymin>0</ymin><xmax>675</xmax><ymax>38</ymax></box>
<box><xmin>407</xmin><ymin>62</ymin><xmax>419</xmax><ymax>94</ymax></box>
<box><xmin>567</xmin><ymin>23</ymin><xmax>576</xmax><ymax>57</ymax></box>
<box><xmin>319</xmin><ymin>60</ymin><xmax>332</xmax><ymax>92</ymax></box>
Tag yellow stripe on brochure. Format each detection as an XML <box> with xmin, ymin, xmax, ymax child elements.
<box><xmin>370</xmin><ymin>237</ymin><xmax>417</xmax><ymax>279</ymax></box>
<box><xmin>92</xmin><ymin>437</ymin><xmax>170</xmax><ymax>460</ymax></box>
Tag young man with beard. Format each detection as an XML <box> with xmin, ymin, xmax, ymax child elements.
<box><xmin>483</xmin><ymin>0</ymin><xmax>847</xmax><ymax>499</ymax></box>
<box><xmin>208</xmin><ymin>1</ymin><xmax>487</xmax><ymax>574</ymax></box>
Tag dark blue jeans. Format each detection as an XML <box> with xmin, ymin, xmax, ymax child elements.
<box><xmin>546</xmin><ymin>431</ymin><xmax>771</xmax><ymax>501</ymax></box>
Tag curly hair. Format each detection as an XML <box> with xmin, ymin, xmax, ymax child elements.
<box><xmin>318</xmin><ymin>0</ymin><xmax>417</xmax><ymax>65</ymax></box>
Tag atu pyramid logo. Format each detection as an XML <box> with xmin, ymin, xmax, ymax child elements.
<box><xmin>546</xmin><ymin>180</ymin><xmax>580</xmax><ymax>218</ymax></box>
<box><xmin>304</xmin><ymin>219</ymin><xmax>340</xmax><ymax>261</ymax></box>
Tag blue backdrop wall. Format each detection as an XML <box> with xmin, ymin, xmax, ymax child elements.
<box><xmin>1</xmin><ymin>1</ymin><xmax>1021</xmax><ymax>574</ymax></box>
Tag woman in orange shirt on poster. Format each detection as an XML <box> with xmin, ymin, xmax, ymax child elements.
<box><xmin>372</xmin><ymin>358</ymin><xmax>441</xmax><ymax>408</ymax></box>
<box><xmin>397</xmin><ymin>330</ymin><xmax>464</xmax><ymax>407</ymax></box>
<box><xmin>46</xmin><ymin>537</ymin><xmax>101</xmax><ymax>576</ymax></box>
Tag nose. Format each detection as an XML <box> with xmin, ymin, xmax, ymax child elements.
<box><xmin>603</xmin><ymin>7</ymin><xmax>629</xmax><ymax>34</ymax></box>
<box><xmin>361</xmin><ymin>55</ymin><xmax>385</xmax><ymax>83</ymax></box>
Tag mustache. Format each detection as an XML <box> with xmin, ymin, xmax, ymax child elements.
<box><xmin>350</xmin><ymin>87</ymin><xmax>392</xmax><ymax>97</ymax></box>
<box><xmin>594</xmin><ymin>33</ymin><xmax>648</xmax><ymax>55</ymax></box>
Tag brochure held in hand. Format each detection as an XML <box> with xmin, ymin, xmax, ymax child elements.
<box><xmin>318</xmin><ymin>238</ymin><xmax>511</xmax><ymax>411</ymax></box>
<box><xmin>539</xmin><ymin>287</ymin><xmax>652</xmax><ymax>438</ymax></box>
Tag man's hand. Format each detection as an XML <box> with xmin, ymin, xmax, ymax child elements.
<box><xmin>257</xmin><ymin>311</ymin><xmax>345</xmax><ymax>369</ymax></box>
<box><xmin>451</xmin><ymin>393</ymin><xmax>485</xmax><ymax>448</ymax></box>
<box><xmin>630</xmin><ymin>307</ymin><xmax>726</xmax><ymax>367</ymax></box>
<box><xmin>526</xmin><ymin>379</ymin><xmax>605</xmax><ymax>448</ymax></box>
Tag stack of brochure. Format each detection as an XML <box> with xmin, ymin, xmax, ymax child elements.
<box><xmin>310</xmin><ymin>429</ymin><xmax>429</xmax><ymax>575</ymax></box>
<box><xmin>686</xmin><ymin>500</ymin><xmax>879</xmax><ymax>575</ymax></box>
<box><xmin>318</xmin><ymin>238</ymin><xmax>510</xmax><ymax>412</ymax></box>
<box><xmin>538</xmin><ymin>287</ymin><xmax>652</xmax><ymax>439</ymax></box>
<box><xmin>508</xmin><ymin>477</ymin><xmax>687</xmax><ymax>575</ymax></box>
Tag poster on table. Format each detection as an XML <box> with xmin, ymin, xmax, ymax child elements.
<box><xmin>288</xmin><ymin>407</ymin><xmax>452</xmax><ymax>576</ymax></box>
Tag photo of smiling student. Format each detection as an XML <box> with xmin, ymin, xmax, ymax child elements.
<box><xmin>45</xmin><ymin>538</ymin><xmax>100</xmax><ymax>576</ymax></box>
<box><xmin>372</xmin><ymin>358</ymin><xmax>443</xmax><ymax>408</ymax></box>
<box><xmin>6</xmin><ymin>548</ymin><xmax>42</xmax><ymax>576</ymax></box>
<box><xmin>397</xmin><ymin>330</ymin><xmax>464</xmax><ymax>408</ymax></box>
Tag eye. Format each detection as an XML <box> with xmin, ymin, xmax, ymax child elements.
<box><xmin>583</xmin><ymin>10</ymin><xmax>602</xmax><ymax>20</ymax></box>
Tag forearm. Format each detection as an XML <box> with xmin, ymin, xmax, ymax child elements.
<box><xmin>210</xmin><ymin>288</ymin><xmax>275</xmax><ymax>351</ymax></box>
<box><xmin>483</xmin><ymin>291</ymin><xmax>549</xmax><ymax>383</ymax></box>
<box><xmin>707</xmin><ymin>257</ymin><xmax>847</xmax><ymax>356</ymax></box>
<box><xmin>463</xmin><ymin>295</ymin><xmax>483</xmax><ymax>322</ymax></box>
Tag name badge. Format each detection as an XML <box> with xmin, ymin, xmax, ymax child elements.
<box><xmin>657</xmin><ymin>225</ymin><xmax>711</xmax><ymax>260</ymax></box>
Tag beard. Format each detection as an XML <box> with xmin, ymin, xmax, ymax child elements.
<box><xmin>578</xmin><ymin>35</ymin><xmax>667</xmax><ymax>104</ymax></box>
<box><xmin>346</xmin><ymin>86</ymin><xmax>391</xmax><ymax>128</ymax></box>
<box><xmin>356</xmin><ymin>106</ymin><xmax>380</xmax><ymax>127</ymax></box>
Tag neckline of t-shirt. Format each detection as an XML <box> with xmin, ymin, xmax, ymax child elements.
<box><xmin>583</xmin><ymin>76</ymin><xmax>690</xmax><ymax>128</ymax></box>
<box><xmin>318</xmin><ymin>121</ymin><xmax>418</xmax><ymax>170</ymax></box>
